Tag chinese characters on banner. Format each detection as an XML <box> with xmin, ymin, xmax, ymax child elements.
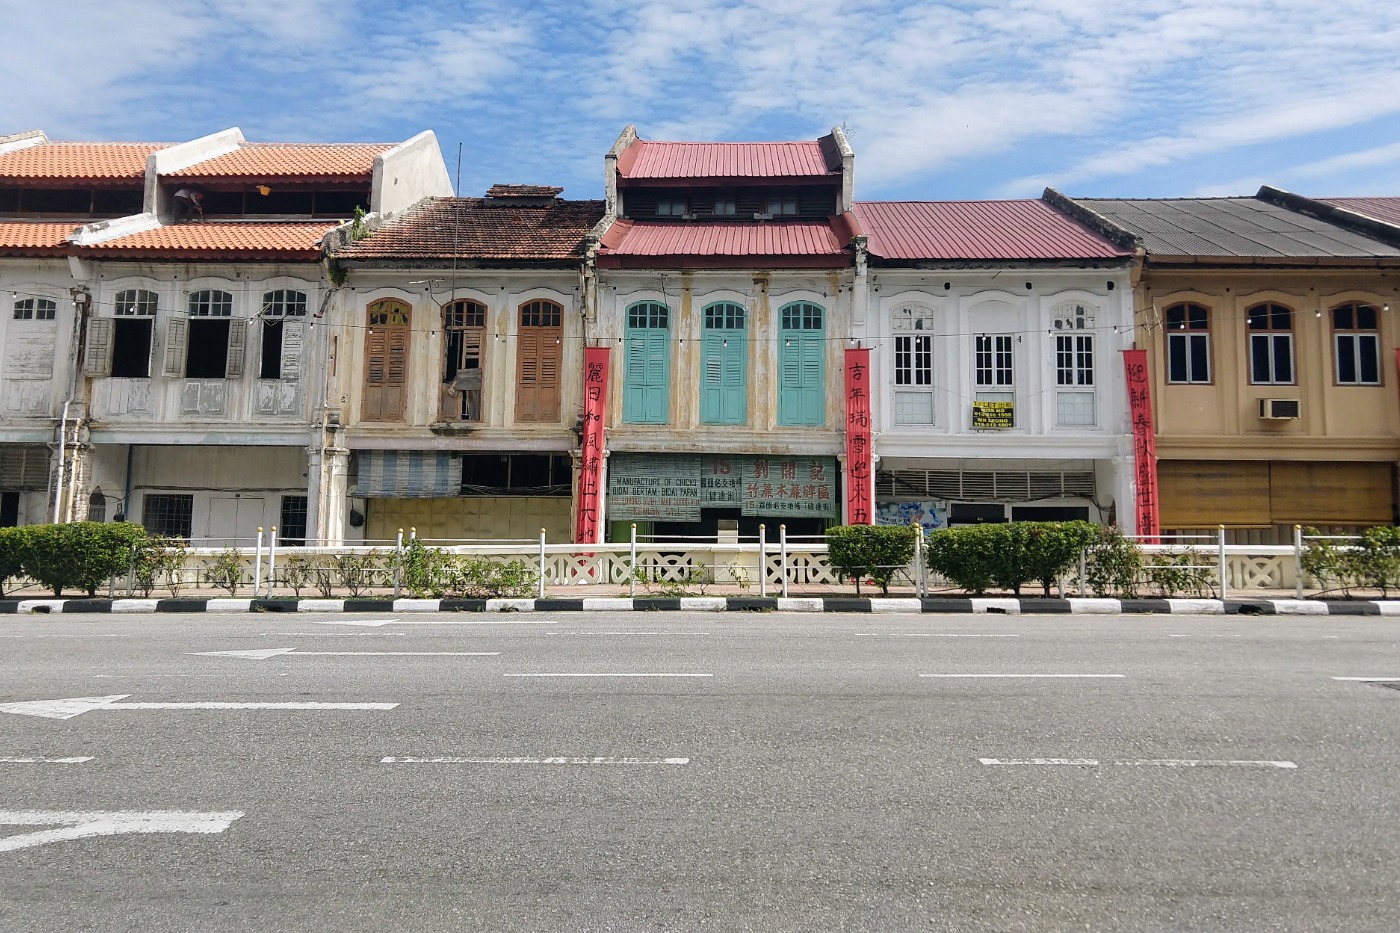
<box><xmin>574</xmin><ymin>346</ymin><xmax>609</xmax><ymax>543</ymax></box>
<box><xmin>1123</xmin><ymin>349</ymin><xmax>1159</xmax><ymax>540</ymax></box>
<box><xmin>845</xmin><ymin>348</ymin><xmax>873</xmax><ymax>524</ymax></box>
<box><xmin>606</xmin><ymin>454</ymin><xmax>838</xmax><ymax>521</ymax></box>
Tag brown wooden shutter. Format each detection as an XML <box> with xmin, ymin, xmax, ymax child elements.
<box><xmin>84</xmin><ymin>318</ymin><xmax>113</xmax><ymax>377</ymax></box>
<box><xmin>1158</xmin><ymin>460</ymin><xmax>1269</xmax><ymax>527</ymax></box>
<box><xmin>537</xmin><ymin>332</ymin><xmax>561</xmax><ymax>422</ymax></box>
<box><xmin>516</xmin><ymin>330</ymin><xmax>541</xmax><ymax>421</ymax></box>
<box><xmin>1270</xmin><ymin>462</ymin><xmax>1391</xmax><ymax>524</ymax></box>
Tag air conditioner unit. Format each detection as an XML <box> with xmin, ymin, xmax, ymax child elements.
<box><xmin>1258</xmin><ymin>398</ymin><xmax>1300</xmax><ymax>420</ymax></box>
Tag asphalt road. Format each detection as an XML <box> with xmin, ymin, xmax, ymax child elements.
<box><xmin>1</xmin><ymin>610</ymin><xmax>1398</xmax><ymax>932</ymax></box>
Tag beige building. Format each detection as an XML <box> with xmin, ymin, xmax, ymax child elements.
<box><xmin>1063</xmin><ymin>189</ymin><xmax>1400</xmax><ymax>542</ymax></box>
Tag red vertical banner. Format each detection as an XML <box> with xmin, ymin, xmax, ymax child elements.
<box><xmin>1123</xmin><ymin>349</ymin><xmax>1159</xmax><ymax>539</ymax></box>
<box><xmin>844</xmin><ymin>348</ymin><xmax>873</xmax><ymax>525</ymax></box>
<box><xmin>575</xmin><ymin>346</ymin><xmax>610</xmax><ymax>544</ymax></box>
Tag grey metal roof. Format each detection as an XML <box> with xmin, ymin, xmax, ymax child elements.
<box><xmin>1074</xmin><ymin>197</ymin><xmax>1400</xmax><ymax>259</ymax></box>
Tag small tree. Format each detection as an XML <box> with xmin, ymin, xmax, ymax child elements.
<box><xmin>827</xmin><ymin>524</ymin><xmax>919</xmax><ymax>595</ymax></box>
<box><xmin>133</xmin><ymin>535</ymin><xmax>189</xmax><ymax>597</ymax></box>
<box><xmin>0</xmin><ymin>526</ymin><xmax>26</xmax><ymax>596</ymax></box>
<box><xmin>19</xmin><ymin>522</ymin><xmax>149</xmax><ymax>597</ymax></box>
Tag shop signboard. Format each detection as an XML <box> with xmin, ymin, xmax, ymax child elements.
<box><xmin>971</xmin><ymin>400</ymin><xmax>1014</xmax><ymax>429</ymax></box>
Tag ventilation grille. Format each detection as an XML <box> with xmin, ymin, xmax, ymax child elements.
<box><xmin>0</xmin><ymin>446</ymin><xmax>50</xmax><ymax>490</ymax></box>
<box><xmin>879</xmin><ymin>469</ymin><xmax>1095</xmax><ymax>502</ymax></box>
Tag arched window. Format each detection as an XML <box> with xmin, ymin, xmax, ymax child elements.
<box><xmin>1332</xmin><ymin>302</ymin><xmax>1381</xmax><ymax>385</ymax></box>
<box><xmin>516</xmin><ymin>299</ymin><xmax>562</xmax><ymax>423</ymax></box>
<box><xmin>623</xmin><ymin>301</ymin><xmax>671</xmax><ymax>424</ymax></box>
<box><xmin>362</xmin><ymin>298</ymin><xmax>411</xmax><ymax>421</ymax></box>
<box><xmin>259</xmin><ymin>289</ymin><xmax>308</xmax><ymax>380</ymax></box>
<box><xmin>1054</xmin><ymin>303</ymin><xmax>1095</xmax><ymax>426</ymax></box>
<box><xmin>778</xmin><ymin>302</ymin><xmax>825</xmax><ymax>426</ymax></box>
<box><xmin>90</xmin><ymin>288</ymin><xmax>159</xmax><ymax>378</ymax></box>
<box><xmin>1247</xmin><ymin>302</ymin><xmax>1293</xmax><ymax>385</ymax></box>
<box><xmin>12</xmin><ymin>297</ymin><xmax>56</xmax><ymax>321</ymax></box>
<box><xmin>893</xmin><ymin>305</ymin><xmax>934</xmax><ymax>425</ymax></box>
<box><xmin>1164</xmin><ymin>303</ymin><xmax>1211</xmax><ymax>384</ymax></box>
<box><xmin>443</xmin><ymin>299</ymin><xmax>486</xmax><ymax>421</ymax></box>
<box><xmin>700</xmin><ymin>301</ymin><xmax>747</xmax><ymax>425</ymax></box>
<box><xmin>179</xmin><ymin>289</ymin><xmax>239</xmax><ymax>378</ymax></box>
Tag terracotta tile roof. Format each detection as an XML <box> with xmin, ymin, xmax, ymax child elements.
<box><xmin>0</xmin><ymin>142</ymin><xmax>164</xmax><ymax>184</ymax></box>
<box><xmin>333</xmin><ymin>197</ymin><xmax>605</xmax><ymax>262</ymax></box>
<box><xmin>486</xmin><ymin>184</ymin><xmax>563</xmax><ymax>198</ymax></box>
<box><xmin>618</xmin><ymin>140</ymin><xmax>837</xmax><ymax>180</ymax></box>
<box><xmin>1319</xmin><ymin>197</ymin><xmax>1400</xmax><ymax>228</ymax></box>
<box><xmin>0</xmin><ymin>221</ymin><xmax>78</xmax><ymax>256</ymax></box>
<box><xmin>77</xmin><ymin>222</ymin><xmax>336</xmax><ymax>261</ymax></box>
<box><xmin>164</xmin><ymin>143</ymin><xmax>392</xmax><ymax>184</ymax></box>
<box><xmin>852</xmin><ymin>200</ymin><xmax>1133</xmax><ymax>261</ymax></box>
<box><xmin>600</xmin><ymin>219</ymin><xmax>847</xmax><ymax>258</ymax></box>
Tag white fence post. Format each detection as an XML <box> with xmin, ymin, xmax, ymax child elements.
<box><xmin>1078</xmin><ymin>547</ymin><xmax>1088</xmax><ymax>597</ymax></box>
<box><xmin>267</xmin><ymin>527</ymin><xmax>278</xmax><ymax>598</ymax></box>
<box><xmin>1294</xmin><ymin>524</ymin><xmax>1304</xmax><ymax>599</ymax></box>
<box><xmin>393</xmin><ymin>529</ymin><xmax>403</xmax><ymax>599</ymax></box>
<box><xmin>758</xmin><ymin>524</ymin><xmax>767</xmax><ymax>598</ymax></box>
<box><xmin>538</xmin><ymin>528</ymin><xmax>547</xmax><ymax>600</ymax></box>
<box><xmin>780</xmin><ymin>524</ymin><xmax>789</xmax><ymax>599</ymax></box>
<box><xmin>253</xmin><ymin>527</ymin><xmax>264</xmax><ymax>596</ymax></box>
<box><xmin>912</xmin><ymin>522</ymin><xmax>925</xmax><ymax>598</ymax></box>
<box><xmin>629</xmin><ymin>523</ymin><xmax>637</xmax><ymax>597</ymax></box>
<box><xmin>1217</xmin><ymin>525</ymin><xmax>1228</xmax><ymax>602</ymax></box>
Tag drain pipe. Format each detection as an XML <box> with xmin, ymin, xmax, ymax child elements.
<box><xmin>51</xmin><ymin>400</ymin><xmax>69</xmax><ymax>524</ymax></box>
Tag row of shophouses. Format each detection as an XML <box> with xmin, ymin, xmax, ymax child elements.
<box><xmin>1</xmin><ymin>124</ymin><xmax>1397</xmax><ymax>546</ymax></box>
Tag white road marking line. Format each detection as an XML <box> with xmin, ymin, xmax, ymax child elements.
<box><xmin>503</xmin><ymin>673</ymin><xmax>713</xmax><ymax>678</ymax></box>
<box><xmin>854</xmin><ymin>633</ymin><xmax>1020</xmax><ymax>637</ymax></box>
<box><xmin>1331</xmin><ymin>676</ymin><xmax>1400</xmax><ymax>682</ymax></box>
<box><xmin>0</xmin><ymin>810</ymin><xmax>243</xmax><ymax>853</ymax></box>
<box><xmin>0</xmin><ymin>694</ymin><xmax>398</xmax><ymax>720</ymax></box>
<box><xmin>920</xmin><ymin>673</ymin><xmax>1126</xmax><ymax>678</ymax></box>
<box><xmin>94</xmin><ymin>674</ymin><xmax>232</xmax><ymax>678</ymax></box>
<box><xmin>189</xmin><ymin>648</ymin><xmax>499</xmax><ymax>659</ymax></box>
<box><xmin>0</xmin><ymin>756</ymin><xmax>94</xmax><ymax>764</ymax></box>
<box><xmin>980</xmin><ymin>758</ymin><xmax>1296</xmax><ymax>768</ymax></box>
<box><xmin>381</xmin><ymin>756</ymin><xmax>691</xmax><ymax>765</ymax></box>
<box><xmin>548</xmin><ymin>631</ymin><xmax>704</xmax><ymax>637</ymax></box>
<box><xmin>307</xmin><ymin>618</ymin><xmax>557</xmax><ymax>627</ymax></box>
<box><xmin>1167</xmin><ymin>634</ymin><xmax>1241</xmax><ymax>638</ymax></box>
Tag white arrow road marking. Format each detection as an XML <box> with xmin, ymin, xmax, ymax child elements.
<box><xmin>307</xmin><ymin>618</ymin><xmax>557</xmax><ymax>627</ymax></box>
<box><xmin>0</xmin><ymin>810</ymin><xmax>243</xmax><ymax>853</ymax></box>
<box><xmin>189</xmin><ymin>648</ymin><xmax>500</xmax><ymax>659</ymax></box>
<box><xmin>381</xmin><ymin>756</ymin><xmax>690</xmax><ymax>765</ymax></box>
<box><xmin>0</xmin><ymin>694</ymin><xmax>398</xmax><ymax>720</ymax></box>
<box><xmin>979</xmin><ymin>758</ymin><xmax>1296</xmax><ymax>768</ymax></box>
<box><xmin>0</xmin><ymin>757</ymin><xmax>93</xmax><ymax>764</ymax></box>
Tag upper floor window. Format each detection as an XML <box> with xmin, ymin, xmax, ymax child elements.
<box><xmin>442</xmin><ymin>299</ymin><xmax>487</xmax><ymax>422</ymax></box>
<box><xmin>1333</xmin><ymin>303</ymin><xmax>1381</xmax><ymax>385</ymax></box>
<box><xmin>765</xmin><ymin>193</ymin><xmax>798</xmax><ymax>216</ymax></box>
<box><xmin>975</xmin><ymin>334</ymin><xmax>1014</xmax><ymax>387</ymax></box>
<box><xmin>115</xmin><ymin>289</ymin><xmax>159</xmax><ymax>317</ymax></box>
<box><xmin>778</xmin><ymin>302</ymin><xmax>825</xmax><ymax>426</ymax></box>
<box><xmin>94</xmin><ymin>288</ymin><xmax>159</xmax><ymax>378</ymax></box>
<box><xmin>656</xmin><ymin>198</ymin><xmax>687</xmax><ymax>217</ymax></box>
<box><xmin>13</xmin><ymin>297</ymin><xmax>56</xmax><ymax>321</ymax></box>
<box><xmin>362</xmin><ymin>298</ymin><xmax>411</xmax><ymax>421</ymax></box>
<box><xmin>893</xmin><ymin>306</ymin><xmax>934</xmax><ymax>425</ymax></box>
<box><xmin>624</xmin><ymin>301</ymin><xmax>672</xmax><ymax>424</ymax></box>
<box><xmin>700</xmin><ymin>301</ymin><xmax>747</xmax><ymax>425</ymax></box>
<box><xmin>181</xmin><ymin>289</ymin><xmax>239</xmax><ymax>379</ymax></box>
<box><xmin>516</xmin><ymin>299</ymin><xmax>562</xmax><ymax>423</ymax></box>
<box><xmin>1247</xmin><ymin>303</ymin><xmax>1294</xmax><ymax>385</ymax></box>
<box><xmin>259</xmin><ymin>289</ymin><xmax>308</xmax><ymax>380</ymax></box>
<box><xmin>1165</xmin><ymin>303</ymin><xmax>1211</xmax><ymax>384</ymax></box>
<box><xmin>1054</xmin><ymin>305</ymin><xmax>1095</xmax><ymax>426</ymax></box>
<box><xmin>713</xmin><ymin>197</ymin><xmax>736</xmax><ymax>216</ymax></box>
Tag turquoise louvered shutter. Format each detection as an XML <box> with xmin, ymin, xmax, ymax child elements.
<box><xmin>623</xmin><ymin>303</ymin><xmax>671</xmax><ymax>424</ymax></box>
<box><xmin>778</xmin><ymin>303</ymin><xmax>825</xmax><ymax>426</ymax></box>
<box><xmin>700</xmin><ymin>303</ymin><xmax>747</xmax><ymax>425</ymax></box>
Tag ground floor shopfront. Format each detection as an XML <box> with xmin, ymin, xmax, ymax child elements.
<box><xmin>1158</xmin><ymin>458</ymin><xmax>1397</xmax><ymax>544</ymax></box>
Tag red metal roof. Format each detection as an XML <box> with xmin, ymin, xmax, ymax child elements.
<box><xmin>852</xmin><ymin>200</ymin><xmax>1132</xmax><ymax>261</ymax></box>
<box><xmin>0</xmin><ymin>221</ymin><xmax>78</xmax><ymax>256</ymax></box>
<box><xmin>77</xmin><ymin>222</ymin><xmax>335</xmax><ymax>261</ymax></box>
<box><xmin>1319</xmin><ymin>197</ymin><xmax>1400</xmax><ymax>228</ymax></box>
<box><xmin>0</xmin><ymin>142</ymin><xmax>164</xmax><ymax>184</ymax></box>
<box><xmin>618</xmin><ymin>140</ymin><xmax>836</xmax><ymax>180</ymax></box>
<box><xmin>164</xmin><ymin>144</ymin><xmax>391</xmax><ymax>184</ymax></box>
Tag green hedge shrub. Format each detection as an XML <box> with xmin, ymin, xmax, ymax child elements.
<box><xmin>926</xmin><ymin>521</ymin><xmax>1099</xmax><ymax>596</ymax></box>
<box><xmin>0</xmin><ymin>526</ymin><xmax>25</xmax><ymax>596</ymax></box>
<box><xmin>16</xmin><ymin>521</ymin><xmax>149</xmax><ymax>597</ymax></box>
<box><xmin>1302</xmin><ymin>526</ymin><xmax>1400</xmax><ymax>596</ymax></box>
<box><xmin>826</xmin><ymin>524</ymin><xmax>919</xmax><ymax>595</ymax></box>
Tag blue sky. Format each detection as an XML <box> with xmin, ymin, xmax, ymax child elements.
<box><xmin>4</xmin><ymin>0</ymin><xmax>1400</xmax><ymax>202</ymax></box>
